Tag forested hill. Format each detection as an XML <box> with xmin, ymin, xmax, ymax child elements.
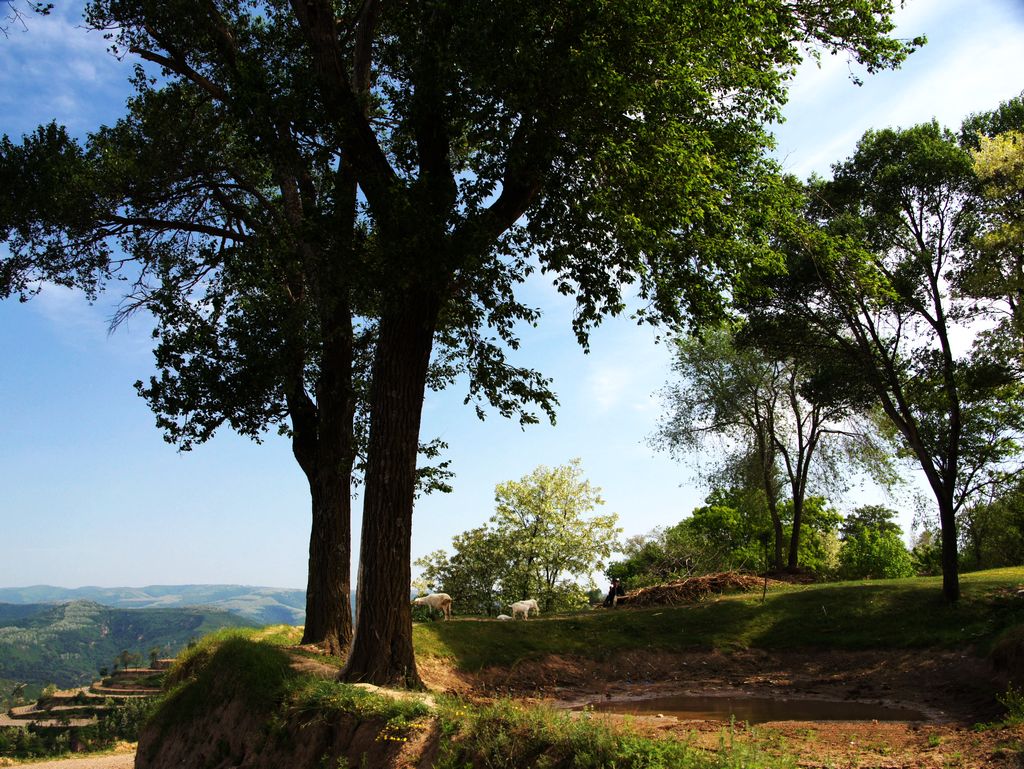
<box><xmin>0</xmin><ymin>600</ymin><xmax>253</xmax><ymax>692</ymax></box>
<box><xmin>0</xmin><ymin>584</ymin><xmax>306</xmax><ymax>625</ymax></box>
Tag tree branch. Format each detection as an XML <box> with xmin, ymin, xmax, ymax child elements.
<box><xmin>131</xmin><ymin>44</ymin><xmax>228</xmax><ymax>102</ymax></box>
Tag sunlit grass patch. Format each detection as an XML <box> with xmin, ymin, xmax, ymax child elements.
<box><xmin>285</xmin><ymin>676</ymin><xmax>430</xmax><ymax>723</ymax></box>
<box><xmin>432</xmin><ymin>696</ymin><xmax>797</xmax><ymax>769</ymax></box>
<box><xmin>414</xmin><ymin>568</ymin><xmax>1024</xmax><ymax>671</ymax></box>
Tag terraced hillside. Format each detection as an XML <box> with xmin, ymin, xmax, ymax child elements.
<box><xmin>0</xmin><ymin>600</ymin><xmax>252</xmax><ymax>700</ymax></box>
<box><xmin>0</xmin><ymin>667</ymin><xmax>163</xmax><ymax>759</ymax></box>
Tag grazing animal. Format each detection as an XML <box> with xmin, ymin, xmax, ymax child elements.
<box><xmin>496</xmin><ymin>614</ymin><xmax>512</xmax><ymax>621</ymax></box>
<box><xmin>412</xmin><ymin>592</ymin><xmax>453</xmax><ymax>621</ymax></box>
<box><xmin>510</xmin><ymin>599</ymin><xmax>539</xmax><ymax>620</ymax></box>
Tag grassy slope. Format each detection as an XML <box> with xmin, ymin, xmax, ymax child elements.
<box><xmin>412</xmin><ymin>568</ymin><xmax>1024</xmax><ymax>670</ymax></box>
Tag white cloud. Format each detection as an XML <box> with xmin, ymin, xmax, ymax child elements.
<box><xmin>33</xmin><ymin>286</ymin><xmax>112</xmax><ymax>345</ymax></box>
<box><xmin>31</xmin><ymin>285</ymin><xmax>154</xmax><ymax>359</ymax></box>
<box><xmin>773</xmin><ymin>0</ymin><xmax>1024</xmax><ymax>178</ymax></box>
<box><xmin>587</xmin><ymin>364</ymin><xmax>632</xmax><ymax>413</ymax></box>
<box><xmin>0</xmin><ymin>4</ymin><xmax>132</xmax><ymax>137</ymax></box>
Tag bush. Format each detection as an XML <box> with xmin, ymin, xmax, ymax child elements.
<box><xmin>838</xmin><ymin>528</ymin><xmax>914</xmax><ymax>580</ymax></box>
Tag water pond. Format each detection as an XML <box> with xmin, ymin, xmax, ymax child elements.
<box><xmin>577</xmin><ymin>694</ymin><xmax>927</xmax><ymax>724</ymax></box>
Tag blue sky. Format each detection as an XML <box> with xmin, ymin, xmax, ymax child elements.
<box><xmin>1</xmin><ymin>0</ymin><xmax>1023</xmax><ymax>590</ymax></box>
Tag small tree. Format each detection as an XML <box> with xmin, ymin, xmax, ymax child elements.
<box><xmin>958</xmin><ymin>483</ymin><xmax>1024</xmax><ymax>570</ymax></box>
<box><xmin>492</xmin><ymin>460</ymin><xmax>620</xmax><ymax>610</ymax></box>
<box><xmin>785</xmin><ymin>496</ymin><xmax>842</xmax><ymax>575</ymax></box>
<box><xmin>837</xmin><ymin>504</ymin><xmax>913</xmax><ymax>579</ymax></box>
<box><xmin>415</xmin><ymin>526</ymin><xmax>504</xmax><ymax>616</ymax></box>
<box><xmin>839</xmin><ymin>530</ymin><xmax>914</xmax><ymax>580</ymax></box>
<box><xmin>609</xmin><ymin>487</ymin><xmax>774</xmax><ymax>585</ymax></box>
<box><xmin>417</xmin><ymin>460</ymin><xmax>619</xmax><ymax>613</ymax></box>
<box><xmin>910</xmin><ymin>529</ymin><xmax>943</xmax><ymax>576</ymax></box>
<box><xmin>655</xmin><ymin>325</ymin><xmax>890</xmax><ymax>572</ymax></box>
<box><xmin>116</xmin><ymin>650</ymin><xmax>140</xmax><ymax>672</ymax></box>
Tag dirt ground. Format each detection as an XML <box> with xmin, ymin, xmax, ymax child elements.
<box><xmin>419</xmin><ymin>648</ymin><xmax>1024</xmax><ymax>768</ymax></box>
<box><xmin>0</xmin><ymin>742</ymin><xmax>136</xmax><ymax>768</ymax></box>
<box><xmin>8</xmin><ymin>649</ymin><xmax>1020</xmax><ymax>768</ymax></box>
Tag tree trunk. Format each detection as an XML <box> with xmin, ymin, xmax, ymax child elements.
<box><xmin>301</xmin><ymin>463</ymin><xmax>353</xmax><ymax>655</ymax></box>
<box><xmin>340</xmin><ymin>290</ymin><xmax>440</xmax><ymax>687</ymax></box>
<box><xmin>937</xmin><ymin>497</ymin><xmax>961</xmax><ymax>603</ymax></box>
<box><xmin>787</xmin><ymin>496</ymin><xmax>803</xmax><ymax>572</ymax></box>
<box><xmin>768</xmin><ymin>501</ymin><xmax>785</xmax><ymax>572</ymax></box>
<box><xmin>292</xmin><ymin>308</ymin><xmax>357</xmax><ymax>656</ymax></box>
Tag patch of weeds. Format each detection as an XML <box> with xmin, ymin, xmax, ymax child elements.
<box><xmin>715</xmin><ymin>721</ymin><xmax>796</xmax><ymax>769</ymax></box>
<box><xmin>376</xmin><ymin>719</ymin><xmax>420</xmax><ymax>746</ymax></box>
<box><xmin>998</xmin><ymin>685</ymin><xmax>1024</xmax><ymax>726</ymax></box>
<box><xmin>285</xmin><ymin>676</ymin><xmax>430</xmax><ymax>725</ymax></box>
<box><xmin>927</xmin><ymin>733</ymin><xmax>943</xmax><ymax>748</ymax></box>
<box><xmin>974</xmin><ymin>684</ymin><xmax>1024</xmax><ymax>731</ymax></box>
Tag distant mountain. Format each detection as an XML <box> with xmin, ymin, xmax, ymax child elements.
<box><xmin>0</xmin><ymin>600</ymin><xmax>254</xmax><ymax>692</ymax></box>
<box><xmin>0</xmin><ymin>584</ymin><xmax>307</xmax><ymax>625</ymax></box>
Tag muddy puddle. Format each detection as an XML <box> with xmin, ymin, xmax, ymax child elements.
<box><xmin>575</xmin><ymin>694</ymin><xmax>927</xmax><ymax>724</ymax></box>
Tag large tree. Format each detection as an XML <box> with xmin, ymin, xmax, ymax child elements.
<box><xmin>2</xmin><ymin>0</ymin><xmax>917</xmax><ymax>685</ymax></box>
<box><xmin>1</xmin><ymin>9</ymin><xmax>550</xmax><ymax>662</ymax></box>
<box><xmin>745</xmin><ymin>122</ymin><xmax>1024</xmax><ymax>602</ymax></box>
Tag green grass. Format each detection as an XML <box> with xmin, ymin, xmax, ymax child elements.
<box><xmin>413</xmin><ymin>568</ymin><xmax>1024</xmax><ymax>670</ymax></box>
<box><xmin>431</xmin><ymin>696</ymin><xmax>797</xmax><ymax>769</ymax></box>
<box><xmin>154</xmin><ymin>627</ymin><xmax>430</xmax><ymax>734</ymax></box>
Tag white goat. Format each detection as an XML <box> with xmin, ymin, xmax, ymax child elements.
<box><xmin>495</xmin><ymin>614</ymin><xmax>512</xmax><ymax>621</ymax></box>
<box><xmin>510</xmin><ymin>599</ymin><xmax>539</xmax><ymax>620</ymax></box>
<box><xmin>412</xmin><ymin>592</ymin><xmax>452</xmax><ymax>621</ymax></box>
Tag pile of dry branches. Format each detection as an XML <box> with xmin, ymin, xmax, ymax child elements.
<box><xmin>616</xmin><ymin>571</ymin><xmax>771</xmax><ymax>607</ymax></box>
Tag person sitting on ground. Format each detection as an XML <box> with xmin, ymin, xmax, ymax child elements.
<box><xmin>603</xmin><ymin>578</ymin><xmax>624</xmax><ymax>607</ymax></box>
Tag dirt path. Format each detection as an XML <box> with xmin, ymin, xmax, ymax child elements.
<box><xmin>0</xmin><ymin>747</ymin><xmax>135</xmax><ymax>768</ymax></box>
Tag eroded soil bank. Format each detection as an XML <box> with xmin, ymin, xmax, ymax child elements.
<box><xmin>420</xmin><ymin>647</ymin><xmax>1023</xmax><ymax>768</ymax></box>
<box><xmin>136</xmin><ymin>646</ymin><xmax>1022</xmax><ymax>769</ymax></box>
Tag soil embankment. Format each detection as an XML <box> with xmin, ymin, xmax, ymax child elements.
<box><xmin>457</xmin><ymin>647</ymin><xmax>1018</xmax><ymax>768</ymax></box>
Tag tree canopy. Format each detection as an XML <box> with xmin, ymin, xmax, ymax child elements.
<box><xmin>1</xmin><ymin>0</ymin><xmax>920</xmax><ymax>684</ymax></box>
<box><xmin>743</xmin><ymin>120</ymin><xmax>1024</xmax><ymax>602</ymax></box>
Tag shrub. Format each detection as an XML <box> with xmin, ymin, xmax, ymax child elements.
<box><xmin>838</xmin><ymin>528</ymin><xmax>914</xmax><ymax>580</ymax></box>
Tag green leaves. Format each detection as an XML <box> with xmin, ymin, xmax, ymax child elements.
<box><xmin>743</xmin><ymin>114</ymin><xmax>1024</xmax><ymax>600</ymax></box>
<box><xmin>417</xmin><ymin>460</ymin><xmax>620</xmax><ymax>614</ymax></box>
<box><xmin>0</xmin><ymin>123</ymin><xmax>113</xmax><ymax>300</ymax></box>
